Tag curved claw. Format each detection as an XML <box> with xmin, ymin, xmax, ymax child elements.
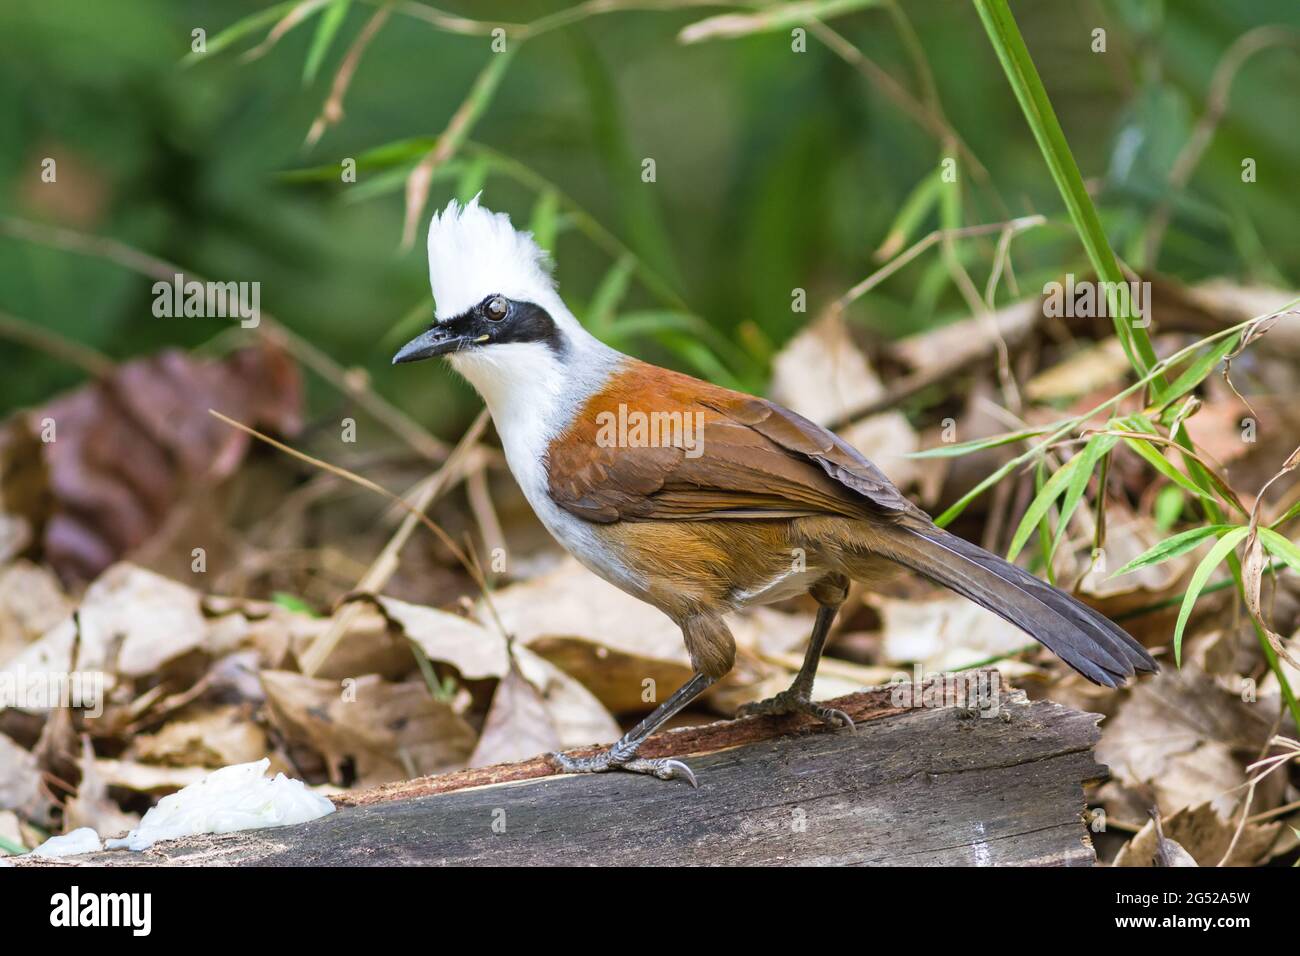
<box><xmin>623</xmin><ymin>757</ymin><xmax>699</xmax><ymax>788</ymax></box>
<box><xmin>820</xmin><ymin>707</ymin><xmax>855</xmax><ymax>732</ymax></box>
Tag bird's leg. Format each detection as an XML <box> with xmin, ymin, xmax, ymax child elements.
<box><xmin>551</xmin><ymin>671</ymin><xmax>716</xmax><ymax>787</ymax></box>
<box><xmin>736</xmin><ymin>575</ymin><xmax>854</xmax><ymax>730</ymax></box>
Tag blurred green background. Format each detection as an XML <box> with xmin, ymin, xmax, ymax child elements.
<box><xmin>2</xmin><ymin>0</ymin><xmax>1298</xmax><ymax>438</ymax></box>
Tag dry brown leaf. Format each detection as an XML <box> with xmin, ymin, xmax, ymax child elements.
<box><xmin>92</xmin><ymin>760</ymin><xmax>209</xmax><ymax>793</ymax></box>
<box><xmin>131</xmin><ymin>704</ymin><xmax>268</xmax><ymax>768</ymax></box>
<box><xmin>1024</xmin><ymin>337</ymin><xmax>1130</xmax><ymax>403</ymax></box>
<box><xmin>513</xmin><ymin>644</ymin><xmax>620</xmax><ymax>749</ymax></box>
<box><xmin>0</xmin><ymin>345</ymin><xmax>301</xmax><ymax>584</ymax></box>
<box><xmin>1</xmin><ymin>562</ymin><xmax>207</xmax><ymax>690</ymax></box>
<box><xmin>261</xmin><ymin>670</ymin><xmax>476</xmax><ymax>786</ymax></box>
<box><xmin>527</xmin><ymin>635</ymin><xmax>695</xmax><ymax>715</ymax></box>
<box><xmin>362</xmin><ymin>594</ymin><xmax>510</xmax><ymax>681</ymax></box>
<box><xmin>467</xmin><ymin>655</ymin><xmax>560</xmax><ymax>768</ymax></box>
<box><xmin>769</xmin><ymin>311</ymin><xmax>884</xmax><ymax>426</ymax></box>
<box><xmin>0</xmin><ymin>560</ymin><xmax>72</xmax><ymax>665</ymax></box>
<box><xmin>63</xmin><ymin>735</ymin><xmax>139</xmax><ymax>838</ymax></box>
<box><xmin>0</xmin><ymin>731</ymin><xmax>53</xmax><ymax>825</ymax></box>
<box><xmin>875</xmin><ymin>592</ymin><xmax>1028</xmax><ymax>672</ymax></box>
<box><xmin>1096</xmin><ymin>667</ymin><xmax>1281</xmax><ymax>820</ymax></box>
<box><xmin>1114</xmin><ymin>801</ymin><xmax>1280</xmax><ymax>867</ymax></box>
<box><xmin>487</xmin><ymin>558</ymin><xmax>688</xmax><ymax>667</ymax></box>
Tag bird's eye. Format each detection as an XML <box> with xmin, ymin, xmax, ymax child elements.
<box><xmin>485</xmin><ymin>296</ymin><xmax>508</xmax><ymax>321</ymax></box>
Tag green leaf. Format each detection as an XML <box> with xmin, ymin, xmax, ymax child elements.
<box><xmin>586</xmin><ymin>255</ymin><xmax>635</xmax><ymax>332</ymax></box>
<box><xmin>454</xmin><ymin>154</ymin><xmax>491</xmax><ymax>205</ymax></box>
<box><xmin>1122</xmin><ymin>437</ymin><xmax>1218</xmax><ymax>502</ymax></box>
<box><xmin>907</xmin><ymin>428</ymin><xmax>1048</xmax><ymax>459</ymax></box>
<box><xmin>183</xmin><ymin>0</ymin><xmax>305</xmax><ymax>64</ymax></box>
<box><xmin>1150</xmin><ymin>333</ymin><xmax>1240</xmax><ymax>408</ymax></box>
<box><xmin>1049</xmin><ymin>434</ymin><xmax>1117</xmax><ymax>569</ymax></box>
<box><xmin>972</xmin><ymin>0</ymin><xmax>1162</xmax><ymax>383</ymax></box>
<box><xmin>272</xmin><ymin>592</ymin><xmax>318</xmax><ymax>617</ymax></box>
<box><xmin>1174</xmin><ymin>526</ymin><xmax>1250</xmax><ymax>666</ymax></box>
<box><xmin>1007</xmin><ymin>452</ymin><xmax>1086</xmax><ymax>562</ymax></box>
<box><xmin>1153</xmin><ymin>485</ymin><xmax>1185</xmax><ymax>530</ymax></box>
<box><xmin>528</xmin><ymin>189</ymin><xmax>560</xmax><ymax>255</ymax></box>
<box><xmin>1258</xmin><ymin>528</ymin><xmax>1300</xmax><ymax>576</ymax></box>
<box><xmin>1110</xmin><ymin>525</ymin><xmax>1234</xmax><ymax>578</ymax></box>
<box><xmin>303</xmin><ymin>0</ymin><xmax>351</xmax><ymax>85</ymax></box>
<box><xmin>876</xmin><ymin>168</ymin><xmax>942</xmax><ymax>258</ymax></box>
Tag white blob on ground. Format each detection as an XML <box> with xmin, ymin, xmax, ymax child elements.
<box><xmin>106</xmin><ymin>758</ymin><xmax>335</xmax><ymax>851</ymax></box>
<box><xmin>31</xmin><ymin>827</ymin><xmax>104</xmax><ymax>858</ymax></box>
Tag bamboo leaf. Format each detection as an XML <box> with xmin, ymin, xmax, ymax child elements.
<box><xmin>303</xmin><ymin>0</ymin><xmax>351</xmax><ymax>85</ymax></box>
<box><xmin>1110</xmin><ymin>525</ymin><xmax>1234</xmax><ymax>578</ymax></box>
<box><xmin>1007</xmin><ymin>452</ymin><xmax>1086</xmax><ymax>561</ymax></box>
<box><xmin>907</xmin><ymin>428</ymin><xmax>1048</xmax><ymax>459</ymax></box>
<box><xmin>183</xmin><ymin>0</ymin><xmax>305</xmax><ymax>64</ymax></box>
<box><xmin>972</xmin><ymin>0</ymin><xmax>1162</xmax><ymax>382</ymax></box>
<box><xmin>586</xmin><ymin>255</ymin><xmax>635</xmax><ymax>332</ymax></box>
<box><xmin>528</xmin><ymin>189</ymin><xmax>560</xmax><ymax>255</ymax></box>
<box><xmin>1150</xmin><ymin>333</ymin><xmax>1240</xmax><ymax>408</ymax></box>
<box><xmin>875</xmin><ymin>168</ymin><xmax>942</xmax><ymax>260</ymax></box>
<box><xmin>1123</xmin><ymin>437</ymin><xmax>1218</xmax><ymax>502</ymax></box>
<box><xmin>1174</xmin><ymin>527</ymin><xmax>1250</xmax><ymax>666</ymax></box>
<box><xmin>1049</xmin><ymin>433</ymin><xmax>1116</xmax><ymax>568</ymax></box>
<box><xmin>1258</xmin><ymin>528</ymin><xmax>1300</xmax><ymax>576</ymax></box>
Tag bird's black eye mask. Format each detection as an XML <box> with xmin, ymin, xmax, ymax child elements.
<box><xmin>392</xmin><ymin>295</ymin><xmax>567</xmax><ymax>365</ymax></box>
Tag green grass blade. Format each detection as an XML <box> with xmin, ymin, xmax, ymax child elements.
<box><xmin>528</xmin><ymin>189</ymin><xmax>560</xmax><ymax>255</ymax></box>
<box><xmin>1150</xmin><ymin>332</ymin><xmax>1240</xmax><ymax>408</ymax></box>
<box><xmin>1049</xmin><ymin>433</ymin><xmax>1116</xmax><ymax>568</ymax></box>
<box><xmin>1258</xmin><ymin>528</ymin><xmax>1300</xmax><ymax>576</ymax></box>
<box><xmin>1174</xmin><ymin>526</ymin><xmax>1250</xmax><ymax>666</ymax></box>
<box><xmin>303</xmin><ymin>0</ymin><xmax>350</xmax><ymax>84</ymax></box>
<box><xmin>1110</xmin><ymin>524</ymin><xmax>1234</xmax><ymax>578</ymax></box>
<box><xmin>907</xmin><ymin>427</ymin><xmax>1049</xmax><ymax>459</ymax></box>
<box><xmin>183</xmin><ymin>0</ymin><xmax>305</xmax><ymax>64</ymax></box>
<box><xmin>1122</xmin><ymin>437</ymin><xmax>1218</xmax><ymax>503</ymax></box>
<box><xmin>1007</xmin><ymin>452</ymin><xmax>1086</xmax><ymax>561</ymax></box>
<box><xmin>972</xmin><ymin>0</ymin><xmax>1161</xmax><ymax>382</ymax></box>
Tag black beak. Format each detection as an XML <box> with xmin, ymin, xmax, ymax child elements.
<box><xmin>392</xmin><ymin>325</ymin><xmax>471</xmax><ymax>365</ymax></box>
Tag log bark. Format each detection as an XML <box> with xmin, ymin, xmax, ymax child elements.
<box><xmin>17</xmin><ymin>674</ymin><xmax>1106</xmax><ymax>866</ymax></box>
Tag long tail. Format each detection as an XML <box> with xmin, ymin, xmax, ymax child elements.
<box><xmin>868</xmin><ymin>523</ymin><xmax>1157</xmax><ymax>687</ymax></box>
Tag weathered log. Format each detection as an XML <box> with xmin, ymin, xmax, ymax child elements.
<box><xmin>17</xmin><ymin>675</ymin><xmax>1106</xmax><ymax>866</ymax></box>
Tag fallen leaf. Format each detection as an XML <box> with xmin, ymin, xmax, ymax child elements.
<box><xmin>0</xmin><ymin>731</ymin><xmax>53</xmax><ymax>825</ymax></box>
<box><xmin>0</xmin><ymin>560</ymin><xmax>72</xmax><ymax>665</ymax></box>
<box><xmin>1114</xmin><ymin>801</ymin><xmax>1280</xmax><ymax>867</ymax></box>
<box><xmin>768</xmin><ymin>311</ymin><xmax>883</xmax><ymax>426</ymax></box>
<box><xmin>467</xmin><ymin>654</ymin><xmax>560</xmax><ymax>768</ymax></box>
<box><xmin>0</xmin><ymin>345</ymin><xmax>301</xmax><ymax>584</ymax></box>
<box><xmin>63</xmin><ymin>735</ymin><xmax>139</xmax><ymax>838</ymax></box>
<box><xmin>875</xmin><ymin>592</ymin><xmax>1028</xmax><ymax>672</ymax></box>
<box><xmin>260</xmin><ymin>670</ymin><xmax>477</xmax><ymax>786</ymax></box>
<box><xmin>1096</xmin><ymin>667</ymin><xmax>1281</xmax><ymax>820</ymax></box>
<box><xmin>131</xmin><ymin>704</ymin><xmax>268</xmax><ymax>768</ymax></box>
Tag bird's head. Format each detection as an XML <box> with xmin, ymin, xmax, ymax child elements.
<box><xmin>393</xmin><ymin>196</ymin><xmax>602</xmax><ymax>411</ymax></box>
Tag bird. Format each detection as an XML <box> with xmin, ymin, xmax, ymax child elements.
<box><xmin>394</xmin><ymin>196</ymin><xmax>1157</xmax><ymax>787</ymax></box>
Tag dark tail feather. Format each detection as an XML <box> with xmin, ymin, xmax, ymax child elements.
<box><xmin>882</xmin><ymin>525</ymin><xmax>1157</xmax><ymax>687</ymax></box>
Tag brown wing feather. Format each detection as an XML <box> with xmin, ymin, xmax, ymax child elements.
<box><xmin>547</xmin><ymin>359</ymin><xmax>924</xmax><ymax>524</ymax></box>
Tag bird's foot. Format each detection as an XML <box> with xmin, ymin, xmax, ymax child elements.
<box><xmin>735</xmin><ymin>689</ymin><xmax>855</xmax><ymax>731</ymax></box>
<box><xmin>550</xmin><ymin>749</ymin><xmax>699</xmax><ymax>788</ymax></box>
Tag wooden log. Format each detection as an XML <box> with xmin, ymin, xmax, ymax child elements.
<box><xmin>16</xmin><ymin>674</ymin><xmax>1106</xmax><ymax>866</ymax></box>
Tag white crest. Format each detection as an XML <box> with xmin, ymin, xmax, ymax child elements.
<box><xmin>427</xmin><ymin>194</ymin><xmax>556</xmax><ymax>321</ymax></box>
